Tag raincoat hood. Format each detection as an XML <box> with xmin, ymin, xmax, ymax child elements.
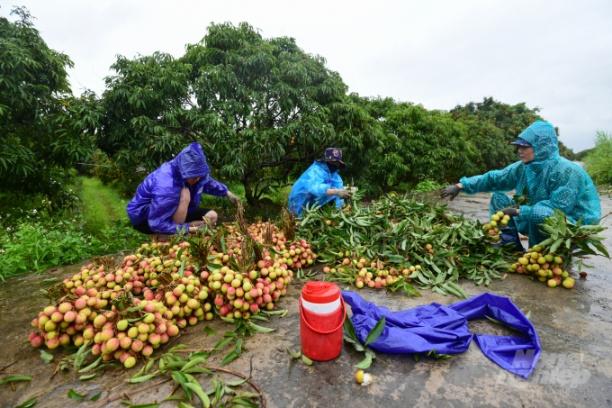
<box><xmin>174</xmin><ymin>142</ymin><xmax>210</xmax><ymax>180</ymax></box>
<box><xmin>517</xmin><ymin>121</ymin><xmax>559</xmax><ymax>162</ymax></box>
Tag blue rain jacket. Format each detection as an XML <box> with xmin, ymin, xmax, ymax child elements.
<box><xmin>343</xmin><ymin>291</ymin><xmax>541</xmax><ymax>378</ymax></box>
<box><xmin>288</xmin><ymin>161</ymin><xmax>344</xmax><ymax>217</ymax></box>
<box><xmin>460</xmin><ymin>120</ymin><xmax>601</xmax><ymax>245</ymax></box>
<box><xmin>127</xmin><ymin>143</ymin><xmax>228</xmax><ymax>234</ymax></box>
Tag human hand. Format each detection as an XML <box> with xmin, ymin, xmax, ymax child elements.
<box><xmin>188</xmin><ymin>220</ymin><xmax>205</xmax><ymax>233</ymax></box>
<box><xmin>440</xmin><ymin>184</ymin><xmax>462</xmax><ymax>201</ymax></box>
<box><xmin>336</xmin><ymin>189</ymin><xmax>352</xmax><ymax>199</ymax></box>
<box><xmin>226</xmin><ymin>191</ymin><xmax>241</xmax><ymax>206</ymax></box>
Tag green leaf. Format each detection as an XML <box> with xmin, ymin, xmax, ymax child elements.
<box><xmin>172</xmin><ymin>371</ymin><xmax>192</xmax><ymax>399</ymax></box>
<box><xmin>184</xmin><ymin>381</ymin><xmax>211</xmax><ymax>408</ymax></box>
<box><xmin>128</xmin><ymin>372</ymin><xmax>159</xmax><ymax>383</ymax></box>
<box><xmin>301</xmin><ymin>355</ymin><xmax>313</xmax><ymax>366</ymax></box>
<box><xmin>225</xmin><ymin>378</ymin><xmax>247</xmax><ymax>387</ymax></box>
<box><xmin>0</xmin><ymin>374</ymin><xmax>32</xmax><ymax>385</ymax></box>
<box><xmin>180</xmin><ymin>356</ymin><xmax>207</xmax><ymax>373</ymax></box>
<box><xmin>364</xmin><ymin>316</ymin><xmax>386</xmax><ymax>346</ymax></box>
<box><xmin>286</xmin><ymin>348</ymin><xmax>302</xmax><ymax>359</ymax></box>
<box><xmin>221</xmin><ymin>339</ymin><xmax>243</xmax><ymax>365</ymax></box>
<box><xmin>40</xmin><ymin>350</ymin><xmax>54</xmax><ymax>364</ymax></box>
<box><xmin>261</xmin><ymin>309</ymin><xmax>288</xmax><ymax>317</ymax></box>
<box><xmin>73</xmin><ymin>343</ymin><xmax>92</xmax><ymax>371</ymax></box>
<box><xmin>202</xmin><ymin>326</ymin><xmax>216</xmax><ymax>336</ymax></box>
<box><xmin>247</xmin><ymin>321</ymin><xmax>275</xmax><ymax>333</ymax></box>
<box><xmin>79</xmin><ymin>373</ymin><xmax>97</xmax><ymax>381</ymax></box>
<box><xmin>15</xmin><ymin>397</ymin><xmax>37</xmax><ymax>408</ymax></box>
<box><xmin>90</xmin><ymin>391</ymin><xmax>102</xmax><ymax>401</ymax></box>
<box><xmin>355</xmin><ymin>349</ymin><xmax>376</xmax><ymax>369</ymax></box>
<box><xmin>230</xmin><ymin>397</ymin><xmax>258</xmax><ymax>408</ymax></box>
<box><xmin>67</xmin><ymin>389</ymin><xmax>86</xmax><ymax>401</ymax></box>
<box><xmin>78</xmin><ymin>356</ymin><xmax>102</xmax><ymax>373</ymax></box>
<box><xmin>343</xmin><ymin>316</ymin><xmax>359</xmax><ymax>343</ymax></box>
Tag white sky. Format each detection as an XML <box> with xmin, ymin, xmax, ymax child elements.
<box><xmin>4</xmin><ymin>0</ymin><xmax>612</xmax><ymax>151</ymax></box>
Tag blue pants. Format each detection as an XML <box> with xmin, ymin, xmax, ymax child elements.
<box><xmin>489</xmin><ymin>193</ymin><xmax>525</xmax><ymax>250</ymax></box>
<box><xmin>489</xmin><ymin>192</ymin><xmax>546</xmax><ymax>246</ymax></box>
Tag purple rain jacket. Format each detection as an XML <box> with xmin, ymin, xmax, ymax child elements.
<box><xmin>127</xmin><ymin>143</ymin><xmax>228</xmax><ymax>234</ymax></box>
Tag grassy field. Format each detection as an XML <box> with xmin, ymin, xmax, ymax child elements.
<box><xmin>79</xmin><ymin>177</ymin><xmax>131</xmax><ymax>233</ymax></box>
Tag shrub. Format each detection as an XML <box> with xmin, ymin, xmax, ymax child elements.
<box><xmin>584</xmin><ymin>132</ymin><xmax>612</xmax><ymax>186</ymax></box>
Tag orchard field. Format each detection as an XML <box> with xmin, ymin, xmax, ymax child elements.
<box><xmin>1</xmin><ymin>7</ymin><xmax>612</xmax><ymax>408</ymax></box>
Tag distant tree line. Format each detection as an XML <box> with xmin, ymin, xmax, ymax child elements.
<box><xmin>1</xmin><ymin>9</ymin><xmax>582</xmax><ymax>209</ymax></box>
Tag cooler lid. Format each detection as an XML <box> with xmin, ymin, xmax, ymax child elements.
<box><xmin>301</xmin><ymin>281</ymin><xmax>340</xmax><ymax>304</ymax></box>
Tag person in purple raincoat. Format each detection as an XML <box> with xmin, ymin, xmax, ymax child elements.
<box><xmin>127</xmin><ymin>142</ymin><xmax>240</xmax><ymax>235</ymax></box>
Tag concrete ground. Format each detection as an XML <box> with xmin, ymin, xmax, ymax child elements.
<box><xmin>1</xmin><ymin>193</ymin><xmax>611</xmax><ymax>408</ymax></box>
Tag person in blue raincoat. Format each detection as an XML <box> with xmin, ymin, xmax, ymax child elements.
<box><xmin>127</xmin><ymin>142</ymin><xmax>240</xmax><ymax>235</ymax></box>
<box><xmin>288</xmin><ymin>148</ymin><xmax>352</xmax><ymax>217</ymax></box>
<box><xmin>440</xmin><ymin>120</ymin><xmax>601</xmax><ymax>248</ymax></box>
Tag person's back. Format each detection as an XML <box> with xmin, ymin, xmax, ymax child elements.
<box><xmin>547</xmin><ymin>156</ymin><xmax>600</xmax><ymax>225</ymax></box>
<box><xmin>288</xmin><ymin>148</ymin><xmax>350</xmax><ymax>217</ymax></box>
<box><xmin>127</xmin><ymin>160</ymin><xmax>179</xmax><ymax>227</ymax></box>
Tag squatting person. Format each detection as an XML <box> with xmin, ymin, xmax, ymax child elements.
<box><xmin>127</xmin><ymin>142</ymin><xmax>240</xmax><ymax>236</ymax></box>
<box><xmin>440</xmin><ymin>120</ymin><xmax>601</xmax><ymax>249</ymax></box>
<box><xmin>288</xmin><ymin>148</ymin><xmax>352</xmax><ymax>217</ymax></box>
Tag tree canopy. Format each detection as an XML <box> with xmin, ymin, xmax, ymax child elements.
<box><xmin>0</xmin><ymin>7</ymin><xmax>96</xmax><ymax>199</ymax></box>
<box><xmin>1</xmin><ymin>12</ymin><xmax>583</xmax><ymax>210</ymax></box>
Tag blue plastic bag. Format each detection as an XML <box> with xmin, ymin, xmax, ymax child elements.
<box><xmin>342</xmin><ymin>291</ymin><xmax>541</xmax><ymax>378</ymax></box>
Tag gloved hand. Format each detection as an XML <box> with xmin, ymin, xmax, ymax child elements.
<box><xmin>226</xmin><ymin>191</ymin><xmax>241</xmax><ymax>206</ymax></box>
<box><xmin>440</xmin><ymin>184</ymin><xmax>462</xmax><ymax>201</ymax></box>
<box><xmin>501</xmin><ymin>207</ymin><xmax>519</xmax><ymax>217</ymax></box>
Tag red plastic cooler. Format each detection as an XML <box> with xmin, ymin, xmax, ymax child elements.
<box><xmin>299</xmin><ymin>281</ymin><xmax>345</xmax><ymax>361</ymax></box>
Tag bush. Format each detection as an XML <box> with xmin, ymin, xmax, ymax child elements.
<box><xmin>413</xmin><ymin>180</ymin><xmax>444</xmax><ymax>193</ymax></box>
<box><xmin>0</xmin><ymin>217</ymin><xmax>144</xmax><ymax>281</ymax></box>
<box><xmin>0</xmin><ymin>176</ymin><xmax>146</xmax><ymax>282</ymax></box>
<box><xmin>584</xmin><ymin>132</ymin><xmax>612</xmax><ymax>186</ymax></box>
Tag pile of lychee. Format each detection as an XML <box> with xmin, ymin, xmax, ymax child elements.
<box><xmin>482</xmin><ymin>211</ymin><xmax>511</xmax><ymax>242</ymax></box>
<box><xmin>323</xmin><ymin>257</ymin><xmax>421</xmax><ymax>290</ymax></box>
<box><xmin>509</xmin><ymin>245</ymin><xmax>575</xmax><ymax>289</ymax></box>
<box><xmin>27</xmin><ymin>222</ymin><xmax>313</xmax><ymax>368</ymax></box>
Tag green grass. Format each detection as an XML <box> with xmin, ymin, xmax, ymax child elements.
<box><xmin>0</xmin><ymin>177</ymin><xmax>145</xmax><ymax>281</ymax></box>
<box><xmin>79</xmin><ymin>177</ymin><xmax>131</xmax><ymax>233</ymax></box>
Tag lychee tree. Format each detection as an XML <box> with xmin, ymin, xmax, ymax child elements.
<box><xmin>183</xmin><ymin>22</ymin><xmax>356</xmax><ymax>204</ymax></box>
<box><xmin>0</xmin><ymin>7</ymin><xmax>97</xmax><ymax>202</ymax></box>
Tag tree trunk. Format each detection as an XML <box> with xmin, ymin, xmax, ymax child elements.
<box><xmin>243</xmin><ymin>176</ymin><xmax>257</xmax><ymax>206</ymax></box>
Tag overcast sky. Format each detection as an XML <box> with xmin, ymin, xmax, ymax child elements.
<box><xmin>4</xmin><ymin>0</ymin><xmax>612</xmax><ymax>151</ymax></box>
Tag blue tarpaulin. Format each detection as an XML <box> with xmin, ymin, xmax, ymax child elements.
<box><xmin>342</xmin><ymin>291</ymin><xmax>541</xmax><ymax>378</ymax></box>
